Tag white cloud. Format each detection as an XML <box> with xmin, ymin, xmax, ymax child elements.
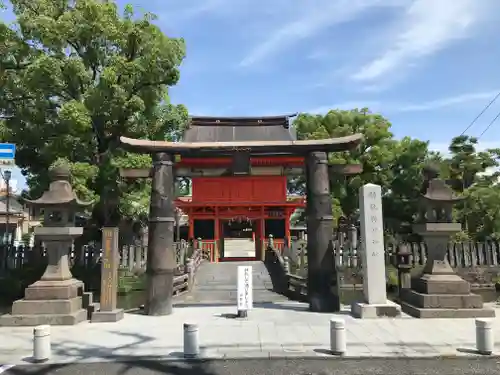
<box><xmin>351</xmin><ymin>0</ymin><xmax>493</xmax><ymax>82</ymax></box>
<box><xmin>154</xmin><ymin>0</ymin><xmax>244</xmax><ymax>25</ymax></box>
<box><xmin>306</xmin><ymin>89</ymin><xmax>499</xmax><ymax>115</ymax></box>
<box><xmin>397</xmin><ymin>90</ymin><xmax>499</xmax><ymax>112</ymax></box>
<box><xmin>239</xmin><ymin>0</ymin><xmax>403</xmax><ymax>68</ymax></box>
<box><xmin>308</xmin><ymin>101</ymin><xmax>381</xmax><ymax>114</ymax></box>
<box><xmin>180</xmin><ymin>0</ymin><xmax>227</xmax><ymax>17</ymax></box>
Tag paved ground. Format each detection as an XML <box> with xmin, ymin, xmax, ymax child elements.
<box><xmin>174</xmin><ymin>261</ymin><xmax>287</xmax><ymax>306</ymax></box>
<box><xmin>1</xmin><ymin>302</ymin><xmax>499</xmax><ymax>366</ymax></box>
<box><xmin>1</xmin><ymin>261</ymin><xmax>499</xmax><ymax>371</ymax></box>
<box><xmin>3</xmin><ymin>358</ymin><xmax>500</xmax><ymax>375</ymax></box>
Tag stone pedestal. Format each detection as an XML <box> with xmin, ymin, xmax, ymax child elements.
<box><xmin>351</xmin><ymin>184</ymin><xmax>401</xmax><ymax>318</ymax></box>
<box><xmin>0</xmin><ymin>228</ymin><xmax>87</xmax><ymax>326</ymax></box>
<box><xmin>401</xmin><ymin>223</ymin><xmax>495</xmax><ymax>318</ymax></box>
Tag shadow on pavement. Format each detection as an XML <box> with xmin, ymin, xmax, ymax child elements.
<box><xmin>8</xmin><ymin>360</ymin><xmax>222</xmax><ymax>375</ymax></box>
<box><xmin>7</xmin><ymin>330</ymin><xmax>223</xmax><ymax>375</ymax></box>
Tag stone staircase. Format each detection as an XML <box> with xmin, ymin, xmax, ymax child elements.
<box><xmin>223</xmin><ymin>238</ymin><xmax>256</xmax><ymax>258</ymax></box>
<box><xmin>174</xmin><ymin>261</ymin><xmax>287</xmax><ymax>305</ymax></box>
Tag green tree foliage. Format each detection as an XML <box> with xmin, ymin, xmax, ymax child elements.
<box><xmin>293</xmin><ymin>109</ymin><xmax>432</xmax><ymax>234</ymax></box>
<box><xmin>444</xmin><ymin>135</ymin><xmax>500</xmax><ymax>240</ymax></box>
<box><xmin>0</xmin><ymin>0</ymin><xmax>187</xmax><ymax>225</ymax></box>
<box><xmin>445</xmin><ymin>135</ymin><xmax>499</xmax><ymax>192</ymax></box>
<box><xmin>293</xmin><ymin>111</ymin><xmax>500</xmax><ymax>240</ymax></box>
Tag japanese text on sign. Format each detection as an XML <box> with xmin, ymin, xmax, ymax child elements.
<box><xmin>237</xmin><ymin>266</ymin><xmax>253</xmax><ymax>311</ymax></box>
<box><xmin>364</xmin><ymin>188</ymin><xmax>382</xmax><ymax>257</ymax></box>
<box><xmin>100</xmin><ymin>228</ymin><xmax>116</xmax><ymax>310</ymax></box>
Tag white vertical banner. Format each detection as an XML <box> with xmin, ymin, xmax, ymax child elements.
<box><xmin>237</xmin><ymin>265</ymin><xmax>253</xmax><ymax>311</ymax></box>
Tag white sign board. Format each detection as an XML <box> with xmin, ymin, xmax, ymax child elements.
<box><xmin>237</xmin><ymin>265</ymin><xmax>253</xmax><ymax>311</ymax></box>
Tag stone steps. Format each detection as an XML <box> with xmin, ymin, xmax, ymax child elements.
<box><xmin>174</xmin><ymin>261</ymin><xmax>287</xmax><ymax>305</ymax></box>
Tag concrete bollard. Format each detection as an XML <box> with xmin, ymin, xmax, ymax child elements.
<box><xmin>476</xmin><ymin>318</ymin><xmax>494</xmax><ymax>355</ymax></box>
<box><xmin>330</xmin><ymin>318</ymin><xmax>346</xmax><ymax>355</ymax></box>
<box><xmin>33</xmin><ymin>325</ymin><xmax>51</xmax><ymax>362</ymax></box>
<box><xmin>183</xmin><ymin>323</ymin><xmax>200</xmax><ymax>358</ymax></box>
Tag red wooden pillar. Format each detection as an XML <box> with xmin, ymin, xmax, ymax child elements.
<box><xmin>214</xmin><ymin>207</ymin><xmax>219</xmax><ymax>263</ymax></box>
<box><xmin>285</xmin><ymin>209</ymin><xmax>291</xmax><ymax>247</ymax></box>
<box><xmin>254</xmin><ymin>218</ymin><xmax>260</xmax><ymax>260</ymax></box>
<box><xmin>188</xmin><ymin>211</ymin><xmax>194</xmax><ymax>240</ymax></box>
<box><xmin>259</xmin><ymin>206</ymin><xmax>265</xmax><ymax>261</ymax></box>
<box><xmin>219</xmin><ymin>218</ymin><xmax>224</xmax><ymax>260</ymax></box>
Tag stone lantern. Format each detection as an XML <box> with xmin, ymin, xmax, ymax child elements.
<box><xmin>400</xmin><ymin>174</ymin><xmax>495</xmax><ymax>318</ymax></box>
<box><xmin>0</xmin><ymin>165</ymin><xmax>93</xmax><ymax>326</ymax></box>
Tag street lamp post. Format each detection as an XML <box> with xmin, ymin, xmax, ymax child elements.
<box><xmin>3</xmin><ymin>170</ymin><xmax>11</xmax><ymax>245</ymax></box>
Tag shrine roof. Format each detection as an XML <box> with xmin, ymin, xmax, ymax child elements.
<box><xmin>183</xmin><ymin>115</ymin><xmax>297</xmax><ymax>143</ymax></box>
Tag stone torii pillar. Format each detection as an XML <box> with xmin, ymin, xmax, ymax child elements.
<box><xmin>145</xmin><ymin>152</ymin><xmax>177</xmax><ymax>315</ymax></box>
<box><xmin>305</xmin><ymin>151</ymin><xmax>339</xmax><ymax>312</ymax></box>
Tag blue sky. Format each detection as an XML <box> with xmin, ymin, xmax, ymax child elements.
<box><xmin>3</xmin><ymin>0</ymin><xmax>500</xmax><ymax>190</ymax></box>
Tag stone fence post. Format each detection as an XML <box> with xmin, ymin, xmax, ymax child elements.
<box><xmin>283</xmin><ymin>256</ymin><xmax>290</xmax><ymax>274</ymax></box>
<box><xmin>267</xmin><ymin>234</ymin><xmax>274</xmax><ymax>249</ymax></box>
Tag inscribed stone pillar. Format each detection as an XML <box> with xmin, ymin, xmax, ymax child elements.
<box><xmin>351</xmin><ymin>183</ymin><xmax>401</xmax><ymax>318</ymax></box>
<box><xmin>91</xmin><ymin>227</ymin><xmax>123</xmax><ymax>322</ymax></box>
<box><xmin>359</xmin><ymin>184</ymin><xmax>386</xmax><ymax>304</ymax></box>
<box><xmin>145</xmin><ymin>152</ymin><xmax>176</xmax><ymax>316</ymax></box>
<box><xmin>305</xmin><ymin>151</ymin><xmax>339</xmax><ymax>312</ymax></box>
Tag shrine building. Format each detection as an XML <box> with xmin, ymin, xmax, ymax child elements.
<box><xmin>174</xmin><ymin>115</ymin><xmax>305</xmax><ymax>262</ymax></box>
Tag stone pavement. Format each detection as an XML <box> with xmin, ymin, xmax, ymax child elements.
<box><xmin>1</xmin><ymin>301</ymin><xmax>500</xmax><ymax>366</ymax></box>
<box><xmin>174</xmin><ymin>261</ymin><xmax>287</xmax><ymax>306</ymax></box>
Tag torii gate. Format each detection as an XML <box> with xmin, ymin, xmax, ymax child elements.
<box><xmin>118</xmin><ymin>134</ymin><xmax>363</xmax><ymax>315</ymax></box>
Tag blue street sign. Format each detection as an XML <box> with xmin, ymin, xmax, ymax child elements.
<box><xmin>0</xmin><ymin>143</ymin><xmax>16</xmax><ymax>165</ymax></box>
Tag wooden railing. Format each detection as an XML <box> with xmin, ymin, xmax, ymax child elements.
<box><xmin>173</xmin><ymin>273</ymin><xmax>189</xmax><ymax>295</ymax></box>
<box><xmin>173</xmin><ymin>243</ymin><xmax>203</xmax><ymax>295</ymax></box>
<box><xmin>199</xmin><ymin>239</ymin><xmax>218</xmax><ymax>262</ymax></box>
<box><xmin>261</xmin><ymin>236</ymin><xmax>285</xmax><ymax>255</ymax></box>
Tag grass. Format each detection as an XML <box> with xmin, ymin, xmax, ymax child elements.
<box><xmin>0</xmin><ymin>262</ymin><xmax>147</xmax><ymax>309</ymax></box>
<box><xmin>117</xmin><ymin>268</ymin><xmax>147</xmax><ymax>295</ymax></box>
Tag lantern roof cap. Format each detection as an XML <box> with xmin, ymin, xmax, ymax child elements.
<box><xmin>422</xmin><ymin>178</ymin><xmax>463</xmax><ymax>203</ymax></box>
<box><xmin>24</xmin><ymin>165</ymin><xmax>93</xmax><ymax>208</ymax></box>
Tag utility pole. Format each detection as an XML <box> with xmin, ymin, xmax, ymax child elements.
<box><xmin>3</xmin><ymin>170</ymin><xmax>12</xmax><ymax>245</ymax></box>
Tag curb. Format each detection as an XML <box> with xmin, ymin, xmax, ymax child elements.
<box><xmin>8</xmin><ymin>352</ymin><xmax>500</xmax><ymax>366</ymax></box>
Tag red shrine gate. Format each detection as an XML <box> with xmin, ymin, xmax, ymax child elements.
<box><xmin>175</xmin><ymin>156</ymin><xmax>305</xmax><ymax>262</ymax></box>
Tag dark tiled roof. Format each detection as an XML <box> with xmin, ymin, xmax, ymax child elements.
<box><xmin>182</xmin><ymin>115</ymin><xmax>297</xmax><ymax>142</ymax></box>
